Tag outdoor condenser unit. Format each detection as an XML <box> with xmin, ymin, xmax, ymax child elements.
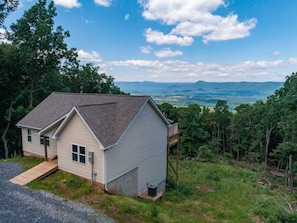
<box><xmin>148</xmin><ymin>184</ymin><xmax>157</xmax><ymax>197</ymax></box>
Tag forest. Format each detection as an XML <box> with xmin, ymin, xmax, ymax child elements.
<box><xmin>1</xmin><ymin>0</ymin><xmax>297</xmax><ymax>180</ymax></box>
<box><xmin>159</xmin><ymin>73</ymin><xmax>297</xmax><ymax>175</ymax></box>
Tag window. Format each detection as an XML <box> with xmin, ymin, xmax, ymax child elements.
<box><xmin>72</xmin><ymin>145</ymin><xmax>78</xmax><ymax>161</ymax></box>
<box><xmin>40</xmin><ymin>136</ymin><xmax>50</xmax><ymax>146</ymax></box>
<box><xmin>27</xmin><ymin>129</ymin><xmax>32</xmax><ymax>142</ymax></box>
<box><xmin>79</xmin><ymin>146</ymin><xmax>86</xmax><ymax>163</ymax></box>
<box><xmin>72</xmin><ymin>144</ymin><xmax>86</xmax><ymax>164</ymax></box>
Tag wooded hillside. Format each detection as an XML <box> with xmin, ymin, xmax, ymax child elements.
<box><xmin>159</xmin><ymin>72</ymin><xmax>297</xmax><ymax>176</ymax></box>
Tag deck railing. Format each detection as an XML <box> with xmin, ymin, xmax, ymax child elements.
<box><xmin>168</xmin><ymin>123</ymin><xmax>179</xmax><ymax>147</ymax></box>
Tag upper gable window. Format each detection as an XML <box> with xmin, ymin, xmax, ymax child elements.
<box><xmin>72</xmin><ymin>144</ymin><xmax>86</xmax><ymax>164</ymax></box>
<box><xmin>27</xmin><ymin>129</ymin><xmax>32</xmax><ymax>142</ymax></box>
<box><xmin>40</xmin><ymin>136</ymin><xmax>50</xmax><ymax>146</ymax></box>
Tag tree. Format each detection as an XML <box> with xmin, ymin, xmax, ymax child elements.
<box><xmin>213</xmin><ymin>100</ymin><xmax>232</xmax><ymax>154</ymax></box>
<box><xmin>270</xmin><ymin>142</ymin><xmax>297</xmax><ymax>169</ymax></box>
<box><xmin>0</xmin><ymin>0</ymin><xmax>18</xmax><ymax>27</ymax></box>
<box><xmin>179</xmin><ymin>104</ymin><xmax>210</xmax><ymax>157</ymax></box>
<box><xmin>230</xmin><ymin>104</ymin><xmax>253</xmax><ymax>161</ymax></box>
<box><xmin>274</xmin><ymin>73</ymin><xmax>297</xmax><ymax>144</ymax></box>
<box><xmin>64</xmin><ymin>63</ymin><xmax>124</xmax><ymax>94</ymax></box>
<box><xmin>0</xmin><ymin>43</ymin><xmax>22</xmax><ymax>158</ymax></box>
<box><xmin>158</xmin><ymin>102</ymin><xmax>179</xmax><ymax>123</ymax></box>
<box><xmin>0</xmin><ymin>0</ymin><xmax>76</xmax><ymax>158</ymax></box>
<box><xmin>8</xmin><ymin>0</ymin><xmax>76</xmax><ymax>107</ymax></box>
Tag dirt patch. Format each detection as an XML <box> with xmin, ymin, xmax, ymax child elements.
<box><xmin>196</xmin><ymin>184</ymin><xmax>215</xmax><ymax>192</ymax></box>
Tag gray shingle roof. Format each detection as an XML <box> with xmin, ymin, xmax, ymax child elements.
<box><xmin>17</xmin><ymin>92</ymin><xmax>156</xmax><ymax>147</ymax></box>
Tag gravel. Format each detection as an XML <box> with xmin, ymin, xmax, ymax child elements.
<box><xmin>0</xmin><ymin>162</ymin><xmax>114</xmax><ymax>223</ymax></box>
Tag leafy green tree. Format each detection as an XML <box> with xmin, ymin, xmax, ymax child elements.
<box><xmin>0</xmin><ymin>43</ymin><xmax>22</xmax><ymax>158</ymax></box>
<box><xmin>270</xmin><ymin>142</ymin><xmax>297</xmax><ymax>169</ymax></box>
<box><xmin>230</xmin><ymin>104</ymin><xmax>253</xmax><ymax>161</ymax></box>
<box><xmin>1</xmin><ymin>0</ymin><xmax>76</xmax><ymax>158</ymax></box>
<box><xmin>248</xmin><ymin>101</ymin><xmax>266</xmax><ymax>161</ymax></box>
<box><xmin>213</xmin><ymin>100</ymin><xmax>232</xmax><ymax>154</ymax></box>
<box><xmin>64</xmin><ymin>63</ymin><xmax>124</xmax><ymax>94</ymax></box>
<box><xmin>179</xmin><ymin>104</ymin><xmax>210</xmax><ymax>157</ymax></box>
<box><xmin>0</xmin><ymin>0</ymin><xmax>18</xmax><ymax>27</ymax></box>
<box><xmin>274</xmin><ymin>73</ymin><xmax>297</xmax><ymax>144</ymax></box>
<box><xmin>8</xmin><ymin>0</ymin><xmax>76</xmax><ymax>107</ymax></box>
<box><xmin>158</xmin><ymin>102</ymin><xmax>179</xmax><ymax>123</ymax></box>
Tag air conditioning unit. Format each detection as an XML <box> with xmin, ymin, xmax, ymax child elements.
<box><xmin>148</xmin><ymin>184</ymin><xmax>157</xmax><ymax>197</ymax></box>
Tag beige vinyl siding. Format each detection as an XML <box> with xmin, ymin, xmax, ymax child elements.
<box><xmin>57</xmin><ymin>113</ymin><xmax>104</xmax><ymax>183</ymax></box>
<box><xmin>21</xmin><ymin>128</ymin><xmax>57</xmax><ymax>157</ymax></box>
<box><xmin>105</xmin><ymin>103</ymin><xmax>167</xmax><ymax>195</ymax></box>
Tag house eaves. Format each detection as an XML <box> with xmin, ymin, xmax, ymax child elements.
<box><xmin>52</xmin><ymin>106</ymin><xmax>105</xmax><ymax>150</ymax></box>
<box><xmin>38</xmin><ymin>114</ymin><xmax>68</xmax><ymax>136</ymax></box>
<box><xmin>16</xmin><ymin>123</ymin><xmax>41</xmax><ymax>131</ymax></box>
<box><xmin>147</xmin><ymin>97</ymin><xmax>171</xmax><ymax>127</ymax></box>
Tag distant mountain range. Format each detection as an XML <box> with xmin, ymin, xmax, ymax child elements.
<box><xmin>115</xmin><ymin>81</ymin><xmax>283</xmax><ymax>109</ymax></box>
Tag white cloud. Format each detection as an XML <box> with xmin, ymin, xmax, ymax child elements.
<box><xmin>273</xmin><ymin>51</ymin><xmax>280</xmax><ymax>56</ymax></box>
<box><xmin>110</xmin><ymin>58</ymin><xmax>288</xmax><ymax>82</ymax></box>
<box><xmin>125</xmin><ymin>14</ymin><xmax>130</xmax><ymax>20</ymax></box>
<box><xmin>112</xmin><ymin>60</ymin><xmax>162</xmax><ymax>68</ymax></box>
<box><xmin>139</xmin><ymin>0</ymin><xmax>257</xmax><ymax>45</ymax></box>
<box><xmin>94</xmin><ymin>0</ymin><xmax>112</xmax><ymax>7</ymax></box>
<box><xmin>145</xmin><ymin>28</ymin><xmax>193</xmax><ymax>46</ymax></box>
<box><xmin>140</xmin><ymin>0</ymin><xmax>225</xmax><ymax>25</ymax></box>
<box><xmin>201</xmin><ymin>14</ymin><xmax>256</xmax><ymax>43</ymax></box>
<box><xmin>77</xmin><ymin>50</ymin><xmax>102</xmax><ymax>62</ymax></box>
<box><xmin>53</xmin><ymin>0</ymin><xmax>81</xmax><ymax>8</ymax></box>
<box><xmin>140</xmin><ymin>45</ymin><xmax>152</xmax><ymax>54</ymax></box>
<box><xmin>154</xmin><ymin>48</ymin><xmax>182</xmax><ymax>58</ymax></box>
<box><xmin>287</xmin><ymin>57</ymin><xmax>297</xmax><ymax>65</ymax></box>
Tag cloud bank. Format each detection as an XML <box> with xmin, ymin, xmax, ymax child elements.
<box><xmin>139</xmin><ymin>0</ymin><xmax>257</xmax><ymax>45</ymax></box>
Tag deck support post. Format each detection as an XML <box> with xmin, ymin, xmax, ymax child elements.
<box><xmin>43</xmin><ymin>136</ymin><xmax>48</xmax><ymax>161</ymax></box>
<box><xmin>166</xmin><ymin>123</ymin><xmax>179</xmax><ymax>185</ymax></box>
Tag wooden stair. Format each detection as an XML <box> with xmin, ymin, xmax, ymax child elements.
<box><xmin>9</xmin><ymin>160</ymin><xmax>58</xmax><ymax>186</ymax></box>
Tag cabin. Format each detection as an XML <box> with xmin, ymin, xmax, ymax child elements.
<box><xmin>17</xmin><ymin>92</ymin><xmax>171</xmax><ymax>197</ymax></box>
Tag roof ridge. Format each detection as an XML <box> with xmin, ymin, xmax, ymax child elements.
<box><xmin>77</xmin><ymin>102</ymin><xmax>117</xmax><ymax>108</ymax></box>
<box><xmin>51</xmin><ymin>92</ymin><xmax>149</xmax><ymax>98</ymax></box>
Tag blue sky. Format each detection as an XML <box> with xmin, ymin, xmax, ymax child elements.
<box><xmin>3</xmin><ymin>0</ymin><xmax>297</xmax><ymax>82</ymax></box>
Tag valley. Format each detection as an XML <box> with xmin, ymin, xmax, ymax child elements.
<box><xmin>116</xmin><ymin>81</ymin><xmax>283</xmax><ymax>109</ymax></box>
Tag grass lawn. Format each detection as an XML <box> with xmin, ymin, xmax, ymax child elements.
<box><xmin>5</xmin><ymin>157</ymin><xmax>297</xmax><ymax>222</ymax></box>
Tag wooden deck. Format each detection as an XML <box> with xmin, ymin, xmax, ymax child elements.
<box><xmin>139</xmin><ymin>190</ymin><xmax>163</xmax><ymax>201</ymax></box>
<box><xmin>9</xmin><ymin>160</ymin><xmax>58</xmax><ymax>186</ymax></box>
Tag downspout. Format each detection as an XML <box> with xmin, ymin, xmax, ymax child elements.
<box><xmin>90</xmin><ymin>152</ymin><xmax>94</xmax><ymax>184</ymax></box>
<box><xmin>103</xmin><ymin>149</ymin><xmax>108</xmax><ymax>192</ymax></box>
<box><xmin>91</xmin><ymin>162</ymin><xmax>94</xmax><ymax>183</ymax></box>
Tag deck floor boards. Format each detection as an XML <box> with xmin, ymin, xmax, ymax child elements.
<box><xmin>9</xmin><ymin>160</ymin><xmax>58</xmax><ymax>186</ymax></box>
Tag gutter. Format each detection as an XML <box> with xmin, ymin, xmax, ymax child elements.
<box><xmin>103</xmin><ymin>149</ymin><xmax>108</xmax><ymax>192</ymax></box>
